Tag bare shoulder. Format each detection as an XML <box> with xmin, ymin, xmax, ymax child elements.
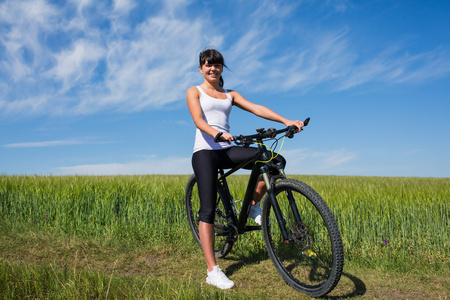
<box><xmin>226</xmin><ymin>89</ymin><xmax>239</xmax><ymax>95</ymax></box>
<box><xmin>227</xmin><ymin>89</ymin><xmax>243</xmax><ymax>102</ymax></box>
<box><xmin>186</xmin><ymin>86</ymin><xmax>201</xmax><ymax>104</ymax></box>
<box><xmin>187</xmin><ymin>87</ymin><xmax>201</xmax><ymax>113</ymax></box>
<box><xmin>187</xmin><ymin>86</ymin><xmax>200</xmax><ymax>96</ymax></box>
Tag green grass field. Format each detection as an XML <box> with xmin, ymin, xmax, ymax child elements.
<box><xmin>1</xmin><ymin>175</ymin><xmax>449</xmax><ymax>299</ymax></box>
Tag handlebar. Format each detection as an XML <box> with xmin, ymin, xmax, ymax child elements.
<box><xmin>214</xmin><ymin>117</ymin><xmax>310</xmax><ymax>146</ymax></box>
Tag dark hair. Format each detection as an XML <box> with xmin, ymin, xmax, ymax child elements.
<box><xmin>199</xmin><ymin>49</ymin><xmax>227</xmax><ymax>87</ymax></box>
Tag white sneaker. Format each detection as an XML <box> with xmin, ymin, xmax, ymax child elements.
<box><xmin>249</xmin><ymin>202</ymin><xmax>262</xmax><ymax>225</ymax></box>
<box><xmin>206</xmin><ymin>265</ymin><xmax>235</xmax><ymax>289</ymax></box>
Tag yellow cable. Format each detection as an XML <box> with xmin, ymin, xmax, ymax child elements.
<box><xmin>254</xmin><ymin>135</ymin><xmax>287</xmax><ymax>164</ymax></box>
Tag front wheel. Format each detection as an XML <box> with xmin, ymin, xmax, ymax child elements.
<box><xmin>185</xmin><ymin>174</ymin><xmax>234</xmax><ymax>258</ymax></box>
<box><xmin>261</xmin><ymin>179</ymin><xmax>344</xmax><ymax>297</ymax></box>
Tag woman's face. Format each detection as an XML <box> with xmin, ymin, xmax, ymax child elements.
<box><xmin>199</xmin><ymin>60</ymin><xmax>223</xmax><ymax>83</ymax></box>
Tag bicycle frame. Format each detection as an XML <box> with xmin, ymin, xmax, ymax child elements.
<box><xmin>216</xmin><ymin>141</ymin><xmax>297</xmax><ymax>240</ymax></box>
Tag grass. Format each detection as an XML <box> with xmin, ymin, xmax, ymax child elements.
<box><xmin>0</xmin><ymin>174</ymin><xmax>449</xmax><ymax>299</ymax></box>
<box><xmin>0</xmin><ymin>258</ymin><xmax>245</xmax><ymax>299</ymax></box>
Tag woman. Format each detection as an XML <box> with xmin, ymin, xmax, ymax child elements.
<box><xmin>187</xmin><ymin>49</ymin><xmax>304</xmax><ymax>289</ymax></box>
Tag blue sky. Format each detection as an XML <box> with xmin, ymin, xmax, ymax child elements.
<box><xmin>1</xmin><ymin>0</ymin><xmax>449</xmax><ymax>177</ymax></box>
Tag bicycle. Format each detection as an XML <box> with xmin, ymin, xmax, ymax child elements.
<box><xmin>185</xmin><ymin>118</ymin><xmax>344</xmax><ymax>297</ymax></box>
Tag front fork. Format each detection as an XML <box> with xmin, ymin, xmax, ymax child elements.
<box><xmin>261</xmin><ymin>163</ymin><xmax>302</xmax><ymax>242</ymax></box>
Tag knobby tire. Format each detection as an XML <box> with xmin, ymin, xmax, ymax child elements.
<box><xmin>261</xmin><ymin>179</ymin><xmax>344</xmax><ymax>297</ymax></box>
<box><xmin>184</xmin><ymin>174</ymin><xmax>234</xmax><ymax>258</ymax></box>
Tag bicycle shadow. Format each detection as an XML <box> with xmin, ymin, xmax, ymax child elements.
<box><xmin>225</xmin><ymin>253</ymin><xmax>366</xmax><ymax>298</ymax></box>
<box><xmin>223</xmin><ymin>248</ymin><xmax>269</xmax><ymax>275</ymax></box>
<box><xmin>322</xmin><ymin>272</ymin><xmax>366</xmax><ymax>298</ymax></box>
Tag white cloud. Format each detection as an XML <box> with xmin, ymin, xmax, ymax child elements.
<box><xmin>277</xmin><ymin>30</ymin><xmax>352</xmax><ymax>91</ymax></box>
<box><xmin>2</xmin><ymin>138</ymin><xmax>114</xmax><ymax>148</ymax></box>
<box><xmin>0</xmin><ymin>0</ymin><xmax>59</xmax><ymax>81</ymax></box>
<box><xmin>336</xmin><ymin>46</ymin><xmax>450</xmax><ymax>91</ymax></box>
<box><xmin>162</xmin><ymin>0</ymin><xmax>191</xmax><ymax>17</ymax></box>
<box><xmin>70</xmin><ymin>0</ymin><xmax>95</xmax><ymax>14</ymax></box>
<box><xmin>0</xmin><ymin>0</ymin><xmax>210</xmax><ymax>116</ymax></box>
<box><xmin>3</xmin><ymin>140</ymin><xmax>83</xmax><ymax>148</ymax></box>
<box><xmin>49</xmin><ymin>39</ymin><xmax>105</xmax><ymax>91</ymax></box>
<box><xmin>57</xmin><ymin>156</ymin><xmax>192</xmax><ymax>175</ymax></box>
<box><xmin>112</xmin><ymin>0</ymin><xmax>135</xmax><ymax>14</ymax></box>
<box><xmin>56</xmin><ymin>147</ymin><xmax>357</xmax><ymax>176</ymax></box>
<box><xmin>282</xmin><ymin>148</ymin><xmax>357</xmax><ymax>175</ymax></box>
<box><xmin>388</xmin><ymin>48</ymin><xmax>450</xmax><ymax>83</ymax></box>
<box><xmin>0</xmin><ymin>95</ymin><xmax>53</xmax><ymax>116</ymax></box>
<box><xmin>1</xmin><ymin>0</ymin><xmax>449</xmax><ymax>118</ymax></box>
<box><xmin>0</xmin><ymin>0</ymin><xmax>58</xmax><ymax>27</ymax></box>
<box><xmin>256</xmin><ymin>29</ymin><xmax>450</xmax><ymax>93</ymax></box>
<box><xmin>326</xmin><ymin>0</ymin><xmax>352</xmax><ymax>13</ymax></box>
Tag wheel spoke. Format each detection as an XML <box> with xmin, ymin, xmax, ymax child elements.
<box><xmin>262</xmin><ymin>179</ymin><xmax>343</xmax><ymax>297</ymax></box>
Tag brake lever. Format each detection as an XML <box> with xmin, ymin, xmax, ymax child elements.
<box><xmin>303</xmin><ymin>117</ymin><xmax>310</xmax><ymax>127</ymax></box>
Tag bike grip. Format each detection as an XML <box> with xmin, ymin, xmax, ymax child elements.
<box><xmin>214</xmin><ymin>132</ymin><xmax>223</xmax><ymax>143</ymax></box>
<box><xmin>303</xmin><ymin>117</ymin><xmax>310</xmax><ymax>126</ymax></box>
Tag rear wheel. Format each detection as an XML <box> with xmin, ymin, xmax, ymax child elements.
<box><xmin>185</xmin><ymin>174</ymin><xmax>234</xmax><ymax>258</ymax></box>
<box><xmin>261</xmin><ymin>179</ymin><xmax>343</xmax><ymax>297</ymax></box>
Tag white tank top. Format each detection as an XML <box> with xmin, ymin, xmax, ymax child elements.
<box><xmin>193</xmin><ymin>86</ymin><xmax>233</xmax><ymax>153</ymax></box>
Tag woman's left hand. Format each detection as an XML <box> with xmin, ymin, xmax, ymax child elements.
<box><xmin>285</xmin><ymin>120</ymin><xmax>304</xmax><ymax>132</ymax></box>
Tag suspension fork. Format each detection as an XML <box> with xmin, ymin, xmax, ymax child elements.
<box><xmin>277</xmin><ymin>165</ymin><xmax>303</xmax><ymax>224</ymax></box>
<box><xmin>262</xmin><ymin>164</ymin><xmax>303</xmax><ymax>241</ymax></box>
<box><xmin>261</xmin><ymin>165</ymin><xmax>291</xmax><ymax>241</ymax></box>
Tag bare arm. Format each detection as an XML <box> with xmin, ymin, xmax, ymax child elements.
<box><xmin>229</xmin><ymin>90</ymin><xmax>304</xmax><ymax>131</ymax></box>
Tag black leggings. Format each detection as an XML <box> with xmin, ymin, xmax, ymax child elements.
<box><xmin>192</xmin><ymin>146</ymin><xmax>285</xmax><ymax>224</ymax></box>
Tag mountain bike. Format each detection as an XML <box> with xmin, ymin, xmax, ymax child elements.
<box><xmin>185</xmin><ymin>118</ymin><xmax>344</xmax><ymax>297</ymax></box>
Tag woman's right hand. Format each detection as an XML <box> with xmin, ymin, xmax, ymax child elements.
<box><xmin>220</xmin><ymin>132</ymin><xmax>234</xmax><ymax>144</ymax></box>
